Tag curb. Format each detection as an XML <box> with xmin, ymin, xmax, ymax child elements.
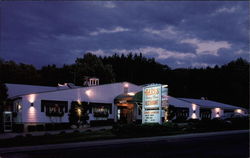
<box><xmin>0</xmin><ymin>129</ymin><xmax>248</xmax><ymax>154</ymax></box>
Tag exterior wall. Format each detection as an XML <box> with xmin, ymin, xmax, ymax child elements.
<box><xmin>20</xmin><ymin>82</ymin><xmax>142</xmax><ymax>124</ymax></box>
<box><xmin>211</xmin><ymin>108</ymin><xmax>224</xmax><ymax>119</ymax></box>
<box><xmin>188</xmin><ymin>103</ymin><xmax>200</xmax><ymax>120</ymax></box>
<box><xmin>12</xmin><ymin>99</ymin><xmax>22</xmax><ymax>123</ymax></box>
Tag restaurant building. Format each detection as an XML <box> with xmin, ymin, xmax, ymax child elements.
<box><xmin>2</xmin><ymin>79</ymin><xmax>246</xmax><ymax>132</ymax></box>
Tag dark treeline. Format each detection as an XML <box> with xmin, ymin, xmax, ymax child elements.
<box><xmin>0</xmin><ymin>53</ymin><xmax>249</xmax><ymax>109</ymax></box>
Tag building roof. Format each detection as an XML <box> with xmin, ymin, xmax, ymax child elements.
<box><xmin>132</xmin><ymin>91</ymin><xmax>192</xmax><ymax>108</ymax></box>
<box><xmin>5</xmin><ymin>83</ymin><xmax>57</xmax><ymax>98</ymax></box>
<box><xmin>168</xmin><ymin>96</ymin><xmax>193</xmax><ymax>108</ymax></box>
<box><xmin>179</xmin><ymin>98</ymin><xmax>240</xmax><ymax>110</ymax></box>
<box><xmin>6</xmin><ymin>82</ymin><xmax>142</xmax><ymax>99</ymax></box>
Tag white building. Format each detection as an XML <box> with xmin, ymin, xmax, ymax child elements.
<box><xmin>2</xmin><ymin>81</ymin><xmax>247</xmax><ymax>132</ymax></box>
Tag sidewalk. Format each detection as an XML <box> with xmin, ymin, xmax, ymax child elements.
<box><xmin>0</xmin><ymin>126</ymin><xmax>112</xmax><ymax>140</ymax></box>
<box><xmin>0</xmin><ymin>129</ymin><xmax>248</xmax><ymax>154</ymax></box>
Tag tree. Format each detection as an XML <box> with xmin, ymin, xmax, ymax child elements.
<box><xmin>74</xmin><ymin>53</ymin><xmax>115</xmax><ymax>85</ymax></box>
<box><xmin>0</xmin><ymin>82</ymin><xmax>8</xmax><ymax>132</ymax></box>
<box><xmin>68</xmin><ymin>102</ymin><xmax>89</xmax><ymax>127</ymax></box>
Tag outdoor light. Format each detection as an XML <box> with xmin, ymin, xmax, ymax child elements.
<box><xmin>124</xmin><ymin>83</ymin><xmax>129</xmax><ymax>93</ymax></box>
<box><xmin>162</xmin><ymin>85</ymin><xmax>168</xmax><ymax>88</ymax></box>
<box><xmin>30</xmin><ymin>103</ymin><xmax>34</xmax><ymax>106</ymax></box>
<box><xmin>85</xmin><ymin>89</ymin><xmax>93</xmax><ymax>97</ymax></box>
<box><xmin>124</xmin><ymin>83</ymin><xmax>129</xmax><ymax>88</ymax></box>
<box><xmin>77</xmin><ymin>108</ymin><xmax>82</xmax><ymax>116</ymax></box>
<box><xmin>192</xmin><ymin>103</ymin><xmax>197</xmax><ymax>111</ymax></box>
<box><xmin>235</xmin><ymin>109</ymin><xmax>242</xmax><ymax>114</ymax></box>
<box><xmin>77</xmin><ymin>99</ymin><xmax>82</xmax><ymax>105</ymax></box>
<box><xmin>127</xmin><ymin>92</ymin><xmax>135</xmax><ymax>96</ymax></box>
<box><xmin>28</xmin><ymin>94</ymin><xmax>36</xmax><ymax>103</ymax></box>
<box><xmin>193</xmin><ymin>111</ymin><xmax>196</xmax><ymax>113</ymax></box>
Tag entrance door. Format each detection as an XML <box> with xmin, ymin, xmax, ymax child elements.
<box><xmin>3</xmin><ymin>111</ymin><xmax>12</xmax><ymax>132</ymax></box>
<box><xmin>117</xmin><ymin>107</ymin><xmax>133</xmax><ymax>123</ymax></box>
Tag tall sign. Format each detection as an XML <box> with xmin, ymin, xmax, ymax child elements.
<box><xmin>142</xmin><ymin>84</ymin><xmax>168</xmax><ymax>124</ymax></box>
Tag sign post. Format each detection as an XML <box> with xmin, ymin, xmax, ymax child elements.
<box><xmin>142</xmin><ymin>84</ymin><xmax>168</xmax><ymax>124</ymax></box>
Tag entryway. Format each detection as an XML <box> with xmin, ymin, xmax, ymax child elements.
<box><xmin>114</xmin><ymin>93</ymin><xmax>136</xmax><ymax>124</ymax></box>
<box><xmin>3</xmin><ymin>111</ymin><xmax>12</xmax><ymax>132</ymax></box>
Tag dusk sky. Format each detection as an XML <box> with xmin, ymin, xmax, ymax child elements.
<box><xmin>1</xmin><ymin>1</ymin><xmax>249</xmax><ymax>68</ymax></box>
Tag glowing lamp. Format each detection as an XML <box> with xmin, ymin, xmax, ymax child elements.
<box><xmin>192</xmin><ymin>104</ymin><xmax>197</xmax><ymax>111</ymax></box>
<box><xmin>127</xmin><ymin>92</ymin><xmax>135</xmax><ymax>96</ymax></box>
<box><xmin>85</xmin><ymin>90</ymin><xmax>93</xmax><ymax>97</ymax></box>
<box><xmin>124</xmin><ymin>83</ymin><xmax>129</xmax><ymax>88</ymax></box>
<box><xmin>77</xmin><ymin>108</ymin><xmax>82</xmax><ymax>116</ymax></box>
<box><xmin>235</xmin><ymin>109</ymin><xmax>243</xmax><ymax>114</ymax></box>
<box><xmin>191</xmin><ymin>113</ymin><xmax>197</xmax><ymax>119</ymax></box>
<box><xmin>77</xmin><ymin>99</ymin><xmax>82</xmax><ymax>105</ymax></box>
<box><xmin>30</xmin><ymin>103</ymin><xmax>34</xmax><ymax>106</ymax></box>
<box><xmin>28</xmin><ymin>94</ymin><xmax>36</xmax><ymax>103</ymax></box>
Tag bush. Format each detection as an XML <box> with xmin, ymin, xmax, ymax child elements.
<box><xmin>112</xmin><ymin>123</ymin><xmax>178</xmax><ymax>137</ymax></box>
<box><xmin>45</xmin><ymin>123</ymin><xmax>54</xmax><ymax>131</ymax></box>
<box><xmin>36</xmin><ymin>125</ymin><xmax>45</xmax><ymax>131</ymax></box>
<box><xmin>59</xmin><ymin>131</ymin><xmax>66</xmax><ymax>135</ymax></box>
<box><xmin>45</xmin><ymin>123</ymin><xmax>70</xmax><ymax>131</ymax></box>
<box><xmin>90</xmin><ymin>119</ymin><xmax>114</xmax><ymax>127</ymax></box>
<box><xmin>229</xmin><ymin>116</ymin><xmax>249</xmax><ymax>129</ymax></box>
<box><xmin>44</xmin><ymin>133</ymin><xmax>51</xmax><ymax>137</ymax></box>
<box><xmin>13</xmin><ymin>124</ymin><xmax>24</xmax><ymax>133</ymax></box>
<box><xmin>27</xmin><ymin>125</ymin><xmax>36</xmax><ymax>132</ymax></box>
<box><xmin>14</xmin><ymin>135</ymin><xmax>24</xmax><ymax>139</ymax></box>
<box><xmin>25</xmin><ymin>134</ymin><xmax>32</xmax><ymax>137</ymax></box>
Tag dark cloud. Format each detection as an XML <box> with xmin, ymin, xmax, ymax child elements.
<box><xmin>1</xmin><ymin>1</ymin><xmax>249</xmax><ymax>68</ymax></box>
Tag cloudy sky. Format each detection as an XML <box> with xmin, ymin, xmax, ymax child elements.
<box><xmin>1</xmin><ymin>1</ymin><xmax>249</xmax><ymax>68</ymax></box>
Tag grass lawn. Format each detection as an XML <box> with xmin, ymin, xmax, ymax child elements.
<box><xmin>0</xmin><ymin>130</ymin><xmax>117</xmax><ymax>148</ymax></box>
<box><xmin>0</xmin><ymin>118</ymin><xmax>248</xmax><ymax>148</ymax></box>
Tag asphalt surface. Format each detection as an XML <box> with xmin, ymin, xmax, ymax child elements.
<box><xmin>0</xmin><ymin>131</ymin><xmax>249</xmax><ymax>158</ymax></box>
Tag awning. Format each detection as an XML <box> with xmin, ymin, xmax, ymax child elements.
<box><xmin>114</xmin><ymin>93</ymin><xmax>134</xmax><ymax>104</ymax></box>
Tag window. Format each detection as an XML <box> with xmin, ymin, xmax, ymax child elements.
<box><xmin>89</xmin><ymin>102</ymin><xmax>112</xmax><ymax>117</ymax></box>
<box><xmin>93</xmin><ymin>106</ymin><xmax>109</xmax><ymax>117</ymax></box>
<box><xmin>41</xmin><ymin>100</ymin><xmax>68</xmax><ymax>117</ymax></box>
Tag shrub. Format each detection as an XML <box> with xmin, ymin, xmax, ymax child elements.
<box><xmin>36</xmin><ymin>125</ymin><xmax>45</xmax><ymax>131</ymax></box>
<box><xmin>45</xmin><ymin>123</ymin><xmax>54</xmax><ymax>131</ymax></box>
<box><xmin>44</xmin><ymin>133</ymin><xmax>51</xmax><ymax>137</ymax></box>
<box><xmin>59</xmin><ymin>131</ymin><xmax>66</xmax><ymax>135</ymax></box>
<box><xmin>85</xmin><ymin>129</ymin><xmax>92</xmax><ymax>132</ymax></box>
<box><xmin>112</xmin><ymin>123</ymin><xmax>178</xmax><ymax>137</ymax></box>
<box><xmin>13</xmin><ymin>124</ymin><xmax>24</xmax><ymax>133</ymax></box>
<box><xmin>14</xmin><ymin>135</ymin><xmax>24</xmax><ymax>139</ymax></box>
<box><xmin>45</xmin><ymin>123</ymin><xmax>70</xmax><ymax>131</ymax></box>
<box><xmin>90</xmin><ymin>119</ymin><xmax>114</xmax><ymax>127</ymax></box>
<box><xmin>25</xmin><ymin>134</ymin><xmax>32</xmax><ymax>137</ymax></box>
<box><xmin>27</xmin><ymin>125</ymin><xmax>36</xmax><ymax>132</ymax></box>
<box><xmin>229</xmin><ymin>116</ymin><xmax>249</xmax><ymax>129</ymax></box>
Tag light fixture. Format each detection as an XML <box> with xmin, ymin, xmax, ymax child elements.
<box><xmin>124</xmin><ymin>83</ymin><xmax>129</xmax><ymax>88</ymax></box>
<box><xmin>30</xmin><ymin>103</ymin><xmax>34</xmax><ymax>107</ymax></box>
<box><xmin>193</xmin><ymin>111</ymin><xmax>196</xmax><ymax>113</ymax></box>
<box><xmin>162</xmin><ymin>85</ymin><xmax>168</xmax><ymax>88</ymax></box>
<box><xmin>127</xmin><ymin>92</ymin><xmax>135</xmax><ymax>96</ymax></box>
<box><xmin>77</xmin><ymin>108</ymin><xmax>82</xmax><ymax>116</ymax></box>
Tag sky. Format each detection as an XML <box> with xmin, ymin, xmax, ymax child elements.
<box><xmin>1</xmin><ymin>1</ymin><xmax>249</xmax><ymax>68</ymax></box>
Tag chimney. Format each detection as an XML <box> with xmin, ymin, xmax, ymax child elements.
<box><xmin>124</xmin><ymin>83</ymin><xmax>128</xmax><ymax>93</ymax></box>
<box><xmin>83</xmin><ymin>77</ymin><xmax>99</xmax><ymax>87</ymax></box>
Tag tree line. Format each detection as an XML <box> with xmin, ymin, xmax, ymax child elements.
<box><xmin>0</xmin><ymin>53</ymin><xmax>249</xmax><ymax>109</ymax></box>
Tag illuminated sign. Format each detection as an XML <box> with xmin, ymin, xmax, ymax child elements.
<box><xmin>142</xmin><ymin>84</ymin><xmax>168</xmax><ymax>124</ymax></box>
<box><xmin>143</xmin><ymin>110</ymin><xmax>161</xmax><ymax>123</ymax></box>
